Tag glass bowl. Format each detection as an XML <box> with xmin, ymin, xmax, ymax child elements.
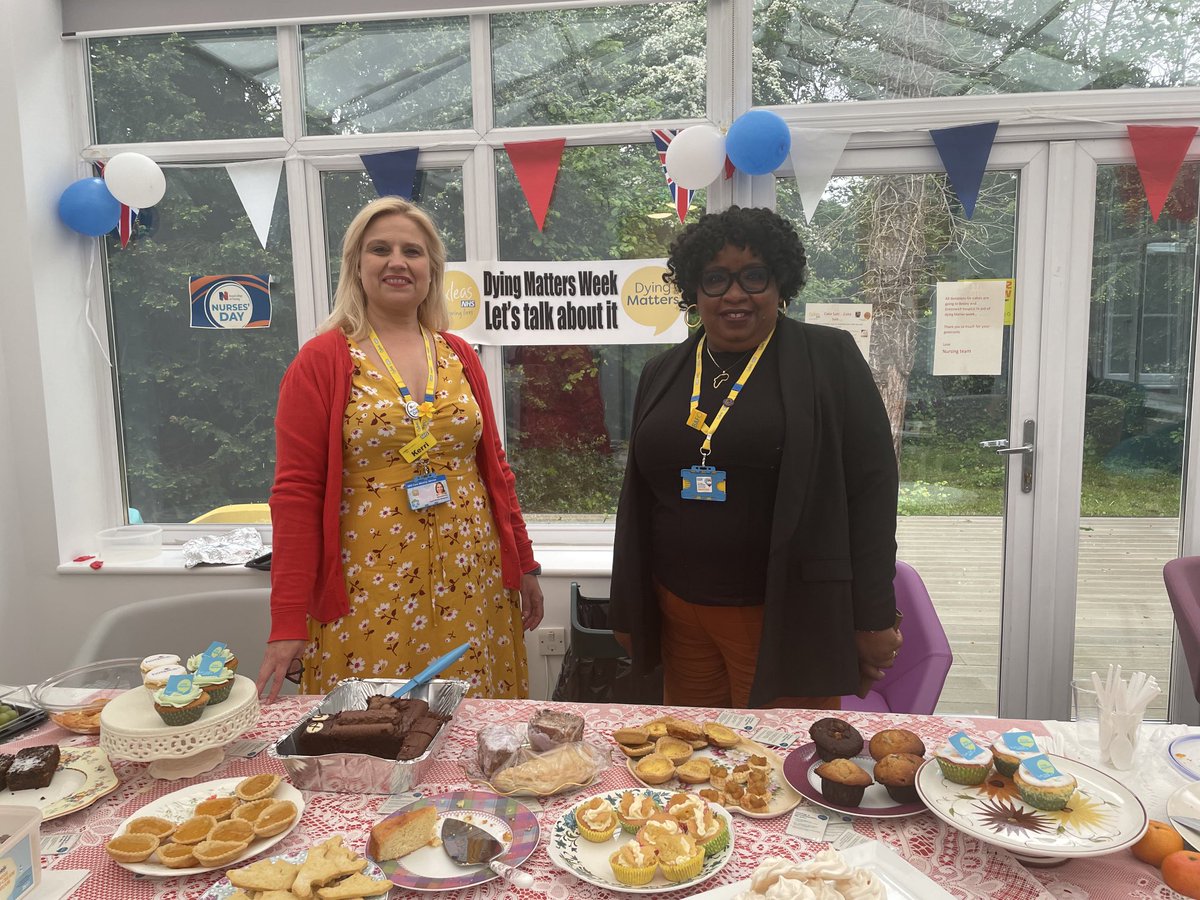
<box><xmin>32</xmin><ymin>658</ymin><xmax>142</xmax><ymax>734</ymax></box>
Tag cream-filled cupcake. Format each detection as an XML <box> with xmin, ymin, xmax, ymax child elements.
<box><xmin>609</xmin><ymin>840</ymin><xmax>658</xmax><ymax>886</ymax></box>
<box><xmin>574</xmin><ymin>796</ymin><xmax>618</xmax><ymax>842</ymax></box>
<box><xmin>616</xmin><ymin>792</ymin><xmax>661</xmax><ymax>834</ymax></box>
<box><xmin>656</xmin><ymin>833</ymin><xmax>704</xmax><ymax>883</ymax></box>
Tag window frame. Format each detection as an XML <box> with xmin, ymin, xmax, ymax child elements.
<box><xmin>74</xmin><ymin>2</ymin><xmax>1200</xmax><ymax>549</ymax></box>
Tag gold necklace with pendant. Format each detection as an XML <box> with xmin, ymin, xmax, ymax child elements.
<box><xmin>705</xmin><ymin>343</ymin><xmax>754</xmax><ymax>389</ymax></box>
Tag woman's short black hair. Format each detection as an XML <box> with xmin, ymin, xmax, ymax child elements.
<box><xmin>665</xmin><ymin>206</ymin><xmax>808</xmax><ymax>310</ymax></box>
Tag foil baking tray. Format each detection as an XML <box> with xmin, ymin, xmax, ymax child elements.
<box><xmin>271</xmin><ymin>677</ymin><xmax>469</xmax><ymax>794</ymax></box>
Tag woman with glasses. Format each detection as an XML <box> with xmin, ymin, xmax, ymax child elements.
<box><xmin>257</xmin><ymin>197</ymin><xmax>543</xmax><ymax>703</ymax></box>
<box><xmin>608</xmin><ymin>206</ymin><xmax>901</xmax><ymax>709</ymax></box>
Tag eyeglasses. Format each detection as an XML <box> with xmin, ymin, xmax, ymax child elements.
<box><xmin>284</xmin><ymin>658</ymin><xmax>304</xmax><ymax>685</ymax></box>
<box><xmin>699</xmin><ymin>265</ymin><xmax>772</xmax><ymax>297</ymax></box>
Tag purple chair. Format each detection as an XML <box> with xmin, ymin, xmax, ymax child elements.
<box><xmin>1164</xmin><ymin>557</ymin><xmax>1200</xmax><ymax>702</ymax></box>
<box><xmin>841</xmin><ymin>561</ymin><xmax>953</xmax><ymax>715</ymax></box>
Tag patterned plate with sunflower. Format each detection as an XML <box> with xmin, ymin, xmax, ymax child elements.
<box><xmin>914</xmin><ymin>753</ymin><xmax>1148</xmax><ymax>863</ymax></box>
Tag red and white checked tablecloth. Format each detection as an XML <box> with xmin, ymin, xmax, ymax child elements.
<box><xmin>3</xmin><ymin>698</ymin><xmax>1186</xmax><ymax>900</ymax></box>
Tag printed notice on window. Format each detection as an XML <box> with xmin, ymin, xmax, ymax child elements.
<box><xmin>932</xmin><ymin>280</ymin><xmax>1006</xmax><ymax>376</ymax></box>
<box><xmin>803</xmin><ymin>303</ymin><xmax>872</xmax><ymax>362</ymax></box>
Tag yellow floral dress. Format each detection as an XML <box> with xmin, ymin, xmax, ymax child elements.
<box><xmin>301</xmin><ymin>334</ymin><xmax>530</xmax><ymax>699</ymax></box>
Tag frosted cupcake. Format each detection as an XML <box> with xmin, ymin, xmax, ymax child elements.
<box><xmin>193</xmin><ymin>665</ymin><xmax>235</xmax><ymax>705</ymax></box>
<box><xmin>635</xmin><ymin>812</ymin><xmax>685</xmax><ymax>848</ymax></box>
<box><xmin>140</xmin><ymin>654</ymin><xmax>181</xmax><ymax>676</ymax></box>
<box><xmin>678</xmin><ymin>803</ymin><xmax>728</xmax><ymax>856</ymax></box>
<box><xmin>934</xmin><ymin>734</ymin><xmax>993</xmax><ymax>785</ymax></box>
<box><xmin>656</xmin><ymin>833</ymin><xmax>704</xmax><ymax>883</ymax></box>
<box><xmin>143</xmin><ymin>664</ymin><xmax>187</xmax><ymax>693</ymax></box>
<box><xmin>188</xmin><ymin>646</ymin><xmax>238</xmax><ymax>674</ymax></box>
<box><xmin>990</xmin><ymin>730</ymin><xmax>1043</xmax><ymax>778</ymax></box>
<box><xmin>574</xmin><ymin>796</ymin><xmax>618</xmax><ymax>842</ymax></box>
<box><xmin>1014</xmin><ymin>756</ymin><xmax>1077</xmax><ymax>810</ymax></box>
<box><xmin>609</xmin><ymin>840</ymin><xmax>659</xmax><ymax>886</ymax></box>
<box><xmin>152</xmin><ymin>681</ymin><xmax>209</xmax><ymax>726</ymax></box>
<box><xmin>616</xmin><ymin>792</ymin><xmax>661</xmax><ymax>834</ymax></box>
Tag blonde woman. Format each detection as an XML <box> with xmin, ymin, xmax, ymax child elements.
<box><xmin>257</xmin><ymin>197</ymin><xmax>543</xmax><ymax>701</ymax></box>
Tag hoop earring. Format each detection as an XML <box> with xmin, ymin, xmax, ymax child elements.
<box><xmin>685</xmin><ymin>304</ymin><xmax>701</xmax><ymax>329</ymax></box>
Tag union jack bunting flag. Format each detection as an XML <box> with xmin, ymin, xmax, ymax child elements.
<box><xmin>651</xmin><ymin>129</ymin><xmax>693</xmax><ymax>224</ymax></box>
<box><xmin>117</xmin><ymin>203</ymin><xmax>139</xmax><ymax>248</ymax></box>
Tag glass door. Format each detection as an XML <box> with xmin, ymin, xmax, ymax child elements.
<box><xmin>1069</xmin><ymin>160</ymin><xmax>1199</xmax><ymax>721</ymax></box>
<box><xmin>774</xmin><ymin>143</ymin><xmax>1050</xmax><ymax>716</ymax></box>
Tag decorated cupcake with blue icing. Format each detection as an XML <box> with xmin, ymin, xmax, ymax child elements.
<box><xmin>934</xmin><ymin>730</ymin><xmax>993</xmax><ymax>785</ymax></box>
<box><xmin>1014</xmin><ymin>755</ymin><xmax>1077</xmax><ymax>810</ymax></box>
<box><xmin>187</xmin><ymin>641</ymin><xmax>238</xmax><ymax>674</ymax></box>
<box><xmin>153</xmin><ymin>673</ymin><xmax>210</xmax><ymax>726</ymax></box>
<box><xmin>192</xmin><ymin>649</ymin><xmax>235</xmax><ymax>705</ymax></box>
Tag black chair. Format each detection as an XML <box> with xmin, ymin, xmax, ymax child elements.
<box><xmin>568</xmin><ymin>582</ymin><xmax>628</xmax><ymax>659</ymax></box>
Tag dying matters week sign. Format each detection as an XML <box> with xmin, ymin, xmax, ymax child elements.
<box><xmin>444</xmin><ymin>260</ymin><xmax>685</xmax><ymax>345</ymax></box>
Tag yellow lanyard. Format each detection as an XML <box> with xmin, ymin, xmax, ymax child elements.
<box><xmin>686</xmin><ymin>329</ymin><xmax>774</xmax><ymax>463</ymax></box>
<box><xmin>368</xmin><ymin>326</ymin><xmax>437</xmax><ymax>428</ymax></box>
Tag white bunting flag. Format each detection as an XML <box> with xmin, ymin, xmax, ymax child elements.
<box><xmin>226</xmin><ymin>159</ymin><xmax>283</xmax><ymax>249</ymax></box>
<box><xmin>788</xmin><ymin>129</ymin><xmax>850</xmax><ymax>224</ymax></box>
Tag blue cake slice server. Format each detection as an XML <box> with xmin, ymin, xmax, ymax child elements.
<box><xmin>391</xmin><ymin>641</ymin><xmax>471</xmax><ymax>698</ymax></box>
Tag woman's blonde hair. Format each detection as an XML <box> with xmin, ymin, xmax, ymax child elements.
<box><xmin>319</xmin><ymin>197</ymin><xmax>449</xmax><ymax>338</ymax></box>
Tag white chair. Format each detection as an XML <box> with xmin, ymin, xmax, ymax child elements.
<box><xmin>70</xmin><ymin>588</ymin><xmax>291</xmax><ymax>693</ymax></box>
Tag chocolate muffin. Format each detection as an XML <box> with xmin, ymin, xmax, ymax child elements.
<box><xmin>808</xmin><ymin>717</ymin><xmax>864</xmax><ymax>761</ymax></box>
<box><xmin>813</xmin><ymin>758</ymin><xmax>872</xmax><ymax>806</ymax></box>
<box><xmin>872</xmin><ymin>752</ymin><xmax>925</xmax><ymax>802</ymax></box>
<box><xmin>868</xmin><ymin>728</ymin><xmax>926</xmax><ymax>761</ymax></box>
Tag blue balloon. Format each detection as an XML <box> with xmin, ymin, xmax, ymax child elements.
<box><xmin>58</xmin><ymin>177</ymin><xmax>121</xmax><ymax>236</ymax></box>
<box><xmin>726</xmin><ymin>110</ymin><xmax>792</xmax><ymax>176</ymax></box>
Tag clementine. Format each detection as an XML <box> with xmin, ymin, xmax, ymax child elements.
<box><xmin>1132</xmin><ymin>820</ymin><xmax>1185</xmax><ymax>867</ymax></box>
<box><xmin>1162</xmin><ymin>849</ymin><xmax>1200</xmax><ymax>899</ymax></box>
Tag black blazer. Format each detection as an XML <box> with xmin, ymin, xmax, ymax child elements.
<box><xmin>608</xmin><ymin>315</ymin><xmax>899</xmax><ymax>706</ymax></box>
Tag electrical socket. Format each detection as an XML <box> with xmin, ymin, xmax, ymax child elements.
<box><xmin>536</xmin><ymin>627</ymin><xmax>567</xmax><ymax>656</ymax></box>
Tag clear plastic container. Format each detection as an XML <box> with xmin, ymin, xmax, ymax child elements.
<box><xmin>0</xmin><ymin>686</ymin><xmax>47</xmax><ymax>742</ymax></box>
<box><xmin>0</xmin><ymin>806</ymin><xmax>42</xmax><ymax>900</ymax></box>
<box><xmin>97</xmin><ymin>525</ymin><xmax>163</xmax><ymax>562</ymax></box>
<box><xmin>32</xmin><ymin>658</ymin><xmax>142</xmax><ymax>734</ymax></box>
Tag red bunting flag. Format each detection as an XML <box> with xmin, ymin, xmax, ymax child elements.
<box><xmin>504</xmin><ymin>139</ymin><xmax>566</xmax><ymax>232</ymax></box>
<box><xmin>1127</xmin><ymin>125</ymin><xmax>1197</xmax><ymax>222</ymax></box>
<box><xmin>651</xmin><ymin>129</ymin><xmax>693</xmax><ymax>224</ymax></box>
<box><xmin>94</xmin><ymin>160</ymin><xmax>138</xmax><ymax>248</ymax></box>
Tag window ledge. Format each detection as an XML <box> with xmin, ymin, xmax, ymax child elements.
<box><xmin>57</xmin><ymin>547</ymin><xmax>271</xmax><ymax>576</ymax></box>
<box><xmin>57</xmin><ymin>545</ymin><xmax>613</xmax><ymax>577</ymax></box>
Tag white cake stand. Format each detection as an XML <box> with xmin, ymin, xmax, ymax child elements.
<box><xmin>99</xmin><ymin>675</ymin><xmax>260</xmax><ymax>779</ymax></box>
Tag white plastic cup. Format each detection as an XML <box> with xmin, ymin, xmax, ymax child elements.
<box><xmin>1071</xmin><ymin>679</ymin><xmax>1101</xmax><ymax>755</ymax></box>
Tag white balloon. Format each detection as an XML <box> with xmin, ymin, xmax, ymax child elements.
<box><xmin>103</xmin><ymin>152</ymin><xmax>166</xmax><ymax>207</ymax></box>
<box><xmin>664</xmin><ymin>125</ymin><xmax>726</xmax><ymax>190</ymax></box>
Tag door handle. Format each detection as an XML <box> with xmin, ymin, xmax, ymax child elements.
<box><xmin>980</xmin><ymin>419</ymin><xmax>1036</xmax><ymax>492</ymax></box>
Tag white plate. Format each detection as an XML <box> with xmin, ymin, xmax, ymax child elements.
<box><xmin>624</xmin><ymin>739</ymin><xmax>800</xmax><ymax>818</ymax></box>
<box><xmin>112</xmin><ymin>776</ymin><xmax>304</xmax><ymax>877</ymax></box>
<box><xmin>915</xmin><ymin>754</ymin><xmax>1148</xmax><ymax>863</ymax></box>
<box><xmin>1168</xmin><ymin>734</ymin><xmax>1200</xmax><ymax>780</ymax></box>
<box><xmin>0</xmin><ymin>746</ymin><xmax>118</xmax><ymax>821</ymax></box>
<box><xmin>547</xmin><ymin>788</ymin><xmax>734</xmax><ymax>893</ymax></box>
<box><xmin>686</xmin><ymin>841</ymin><xmax>954</xmax><ymax>899</ymax></box>
<box><xmin>201</xmin><ymin>848</ymin><xmax>389</xmax><ymax>899</ymax></box>
<box><xmin>1167</xmin><ymin>781</ymin><xmax>1200</xmax><ymax>848</ymax></box>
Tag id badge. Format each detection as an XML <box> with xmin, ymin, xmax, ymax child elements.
<box><xmin>404</xmin><ymin>473</ymin><xmax>451</xmax><ymax>510</ymax></box>
<box><xmin>400</xmin><ymin>429</ymin><xmax>437</xmax><ymax>463</ymax></box>
<box><xmin>680</xmin><ymin>465</ymin><xmax>727</xmax><ymax>502</ymax></box>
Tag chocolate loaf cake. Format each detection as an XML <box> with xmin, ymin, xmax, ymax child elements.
<box><xmin>295</xmin><ymin>697</ymin><xmax>448</xmax><ymax>761</ymax></box>
<box><xmin>7</xmin><ymin>745</ymin><xmax>60</xmax><ymax>791</ymax></box>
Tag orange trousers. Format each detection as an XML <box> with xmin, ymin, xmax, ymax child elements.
<box><xmin>656</xmin><ymin>581</ymin><xmax>841</xmax><ymax>711</ymax></box>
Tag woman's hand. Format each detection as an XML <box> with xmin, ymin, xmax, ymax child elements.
<box><xmin>256</xmin><ymin>639</ymin><xmax>306</xmax><ymax>703</ymax></box>
<box><xmin>520</xmin><ymin>573</ymin><xmax>544</xmax><ymax>631</ymax></box>
<box><xmin>853</xmin><ymin>622</ymin><xmax>903</xmax><ymax>699</ymax></box>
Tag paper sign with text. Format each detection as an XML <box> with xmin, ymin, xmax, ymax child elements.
<box><xmin>444</xmin><ymin>260</ymin><xmax>686</xmax><ymax>346</ymax></box>
<box><xmin>933</xmin><ymin>280</ymin><xmax>1006</xmax><ymax>376</ymax></box>
<box><xmin>803</xmin><ymin>303</ymin><xmax>873</xmax><ymax>361</ymax></box>
<box><xmin>189</xmin><ymin>274</ymin><xmax>271</xmax><ymax>329</ymax></box>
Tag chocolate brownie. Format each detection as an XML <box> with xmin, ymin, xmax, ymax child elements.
<box><xmin>0</xmin><ymin>754</ymin><xmax>13</xmax><ymax>791</ymax></box>
<box><xmin>7</xmin><ymin>745</ymin><xmax>60</xmax><ymax>791</ymax></box>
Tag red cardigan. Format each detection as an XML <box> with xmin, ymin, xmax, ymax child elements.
<box><xmin>268</xmin><ymin>328</ymin><xmax>538</xmax><ymax>642</ymax></box>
